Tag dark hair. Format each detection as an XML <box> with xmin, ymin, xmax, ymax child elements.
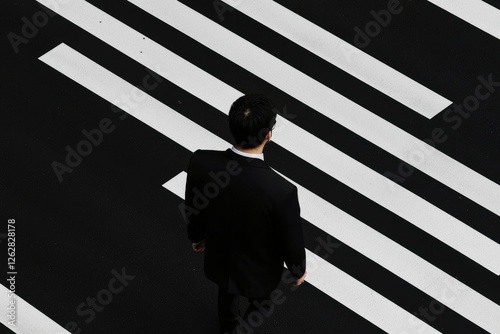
<box><xmin>228</xmin><ymin>94</ymin><xmax>277</xmax><ymax>149</ymax></box>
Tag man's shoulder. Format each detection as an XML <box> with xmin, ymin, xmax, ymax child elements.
<box><xmin>192</xmin><ymin>149</ymin><xmax>226</xmax><ymax>156</ymax></box>
<box><xmin>188</xmin><ymin>149</ymin><xmax>230</xmax><ymax>171</ymax></box>
<box><xmin>267</xmin><ymin>171</ymin><xmax>297</xmax><ymax>193</ymax></box>
<box><xmin>190</xmin><ymin>149</ymin><xmax>227</xmax><ymax>162</ymax></box>
<box><xmin>248</xmin><ymin>163</ymin><xmax>296</xmax><ymax>195</ymax></box>
<box><xmin>190</xmin><ymin>149</ymin><xmax>294</xmax><ymax>189</ymax></box>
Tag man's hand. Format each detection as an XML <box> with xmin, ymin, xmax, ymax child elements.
<box><xmin>192</xmin><ymin>240</ymin><xmax>206</xmax><ymax>253</ymax></box>
<box><xmin>292</xmin><ymin>271</ymin><xmax>307</xmax><ymax>286</ymax></box>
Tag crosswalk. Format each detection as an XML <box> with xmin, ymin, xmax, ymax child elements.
<box><xmin>427</xmin><ymin>0</ymin><xmax>500</xmax><ymax>40</ymax></box>
<box><xmin>5</xmin><ymin>0</ymin><xmax>500</xmax><ymax>333</ymax></box>
<box><xmin>210</xmin><ymin>0</ymin><xmax>454</xmax><ymax>118</ymax></box>
<box><xmin>39</xmin><ymin>43</ymin><xmax>443</xmax><ymax>333</ymax></box>
<box><xmin>130</xmin><ymin>0</ymin><xmax>500</xmax><ymax>219</ymax></box>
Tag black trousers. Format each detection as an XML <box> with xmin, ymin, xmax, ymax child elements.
<box><xmin>218</xmin><ymin>287</ymin><xmax>272</xmax><ymax>334</ymax></box>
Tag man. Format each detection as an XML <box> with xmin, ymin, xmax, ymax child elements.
<box><xmin>184</xmin><ymin>94</ymin><xmax>307</xmax><ymax>334</ymax></box>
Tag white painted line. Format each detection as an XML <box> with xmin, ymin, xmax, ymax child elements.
<box><xmin>0</xmin><ymin>284</ymin><xmax>70</xmax><ymax>334</ymax></box>
<box><xmin>221</xmin><ymin>0</ymin><xmax>451</xmax><ymax>118</ymax></box>
<box><xmin>163</xmin><ymin>174</ymin><xmax>185</xmax><ymax>199</ymax></box>
<box><xmin>35</xmin><ymin>0</ymin><xmax>500</xmax><ymax>275</ymax></box>
<box><xmin>39</xmin><ymin>43</ymin><xmax>500</xmax><ymax>333</ymax></box>
<box><xmin>128</xmin><ymin>0</ymin><xmax>500</xmax><ymax>221</ymax></box>
<box><xmin>163</xmin><ymin>173</ymin><xmax>441</xmax><ymax>334</ymax></box>
<box><xmin>39</xmin><ymin>45</ymin><xmax>228</xmax><ymax>153</ymax></box>
<box><xmin>427</xmin><ymin>0</ymin><xmax>500</xmax><ymax>40</ymax></box>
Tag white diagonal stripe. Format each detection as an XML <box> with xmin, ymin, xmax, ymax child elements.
<box><xmin>40</xmin><ymin>42</ymin><xmax>500</xmax><ymax>334</ymax></box>
<box><xmin>221</xmin><ymin>0</ymin><xmax>451</xmax><ymax>118</ymax></box>
<box><xmin>0</xmin><ymin>284</ymin><xmax>70</xmax><ymax>334</ymax></box>
<box><xmin>427</xmin><ymin>0</ymin><xmax>500</xmax><ymax>40</ymax></box>
<box><xmin>35</xmin><ymin>0</ymin><xmax>500</xmax><ymax>276</ymax></box>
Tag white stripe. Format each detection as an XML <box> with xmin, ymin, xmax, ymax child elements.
<box><xmin>128</xmin><ymin>0</ymin><xmax>500</xmax><ymax>220</ymax></box>
<box><xmin>163</xmin><ymin>173</ymin><xmax>441</xmax><ymax>334</ymax></box>
<box><xmin>162</xmin><ymin>174</ymin><xmax>185</xmax><ymax>199</ymax></box>
<box><xmin>0</xmin><ymin>284</ymin><xmax>70</xmax><ymax>334</ymax></box>
<box><xmin>40</xmin><ymin>43</ymin><xmax>500</xmax><ymax>333</ymax></box>
<box><xmin>221</xmin><ymin>0</ymin><xmax>451</xmax><ymax>118</ymax></box>
<box><xmin>427</xmin><ymin>0</ymin><xmax>500</xmax><ymax>40</ymax></box>
<box><xmin>39</xmin><ymin>47</ymin><xmax>228</xmax><ymax>153</ymax></box>
<box><xmin>34</xmin><ymin>0</ymin><xmax>500</xmax><ymax>275</ymax></box>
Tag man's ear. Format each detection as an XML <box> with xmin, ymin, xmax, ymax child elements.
<box><xmin>266</xmin><ymin>131</ymin><xmax>272</xmax><ymax>141</ymax></box>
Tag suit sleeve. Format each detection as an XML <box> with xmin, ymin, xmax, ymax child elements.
<box><xmin>276</xmin><ymin>185</ymin><xmax>306</xmax><ymax>278</ymax></box>
<box><xmin>185</xmin><ymin>151</ymin><xmax>206</xmax><ymax>243</ymax></box>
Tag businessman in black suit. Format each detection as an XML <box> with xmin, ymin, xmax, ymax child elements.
<box><xmin>184</xmin><ymin>94</ymin><xmax>307</xmax><ymax>334</ymax></box>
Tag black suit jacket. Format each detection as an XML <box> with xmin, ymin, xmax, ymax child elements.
<box><xmin>185</xmin><ymin>149</ymin><xmax>306</xmax><ymax>298</ymax></box>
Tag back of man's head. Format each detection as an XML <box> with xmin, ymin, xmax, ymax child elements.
<box><xmin>228</xmin><ymin>94</ymin><xmax>277</xmax><ymax>149</ymax></box>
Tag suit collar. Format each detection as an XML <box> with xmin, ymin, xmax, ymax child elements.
<box><xmin>230</xmin><ymin>146</ymin><xmax>264</xmax><ymax>161</ymax></box>
<box><xmin>225</xmin><ymin>149</ymin><xmax>270</xmax><ymax>169</ymax></box>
